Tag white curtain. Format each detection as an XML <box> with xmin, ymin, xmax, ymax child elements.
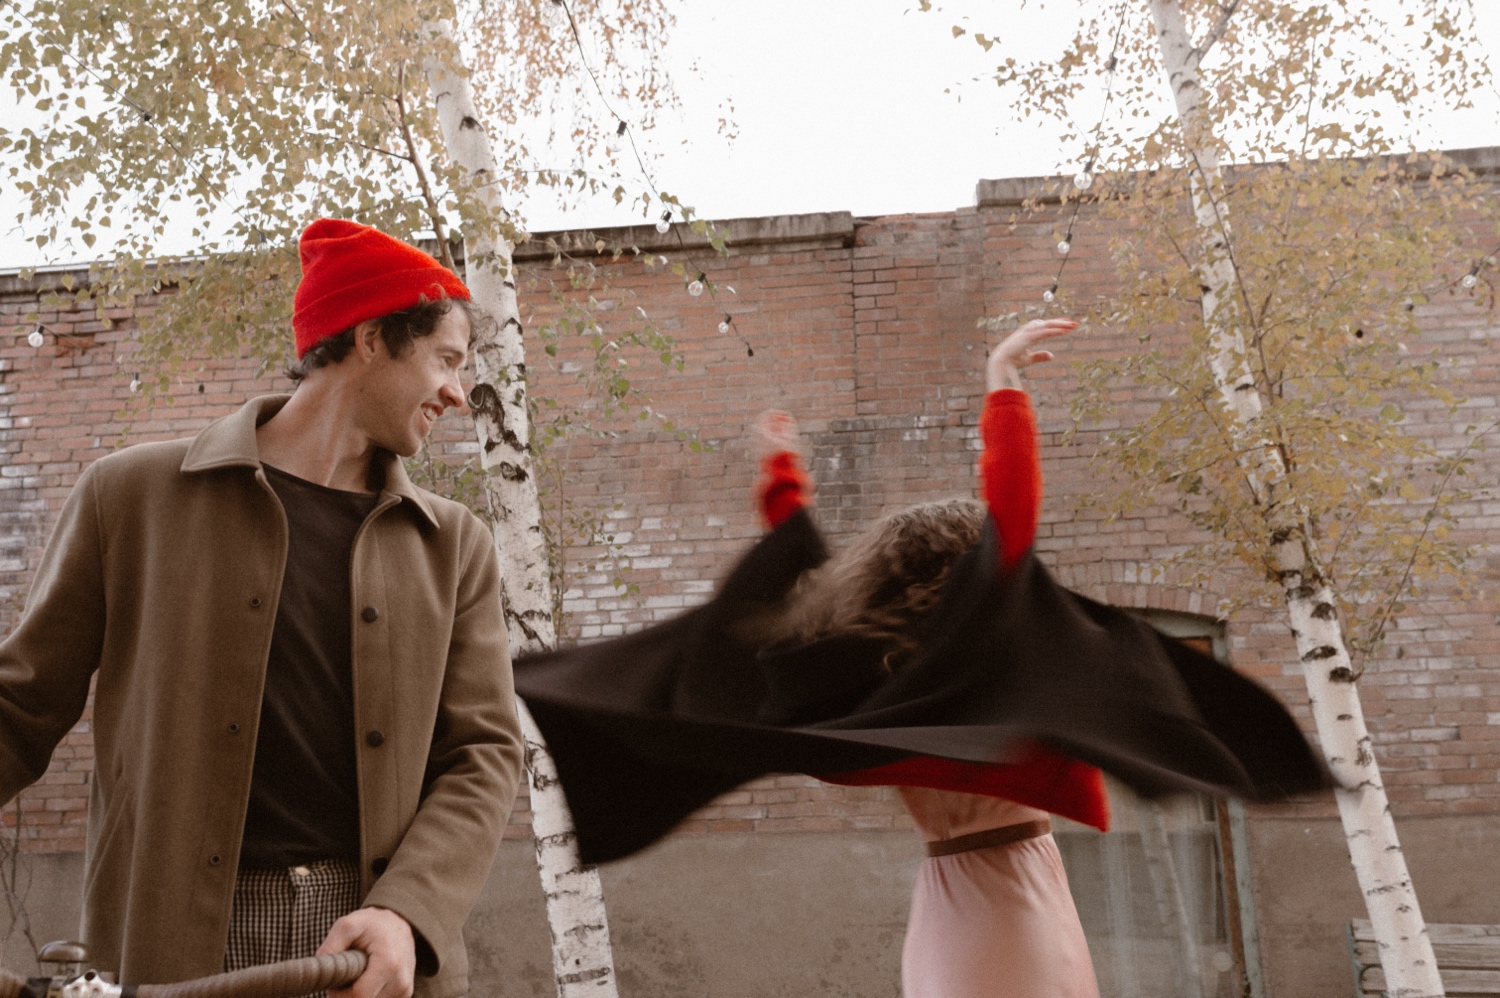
<box><xmin>1055</xmin><ymin>778</ymin><xmax>1238</xmax><ymax>998</ymax></box>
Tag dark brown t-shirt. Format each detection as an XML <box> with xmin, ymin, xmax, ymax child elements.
<box><xmin>238</xmin><ymin>465</ymin><xmax>379</xmax><ymax>869</ymax></box>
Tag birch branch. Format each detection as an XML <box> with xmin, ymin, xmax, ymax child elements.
<box><xmin>1191</xmin><ymin>0</ymin><xmax>1241</xmax><ymax>68</ymax></box>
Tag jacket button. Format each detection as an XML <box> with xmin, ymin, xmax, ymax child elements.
<box><xmin>371</xmin><ymin>857</ymin><xmax>389</xmax><ymax>876</ymax></box>
<box><xmin>361</xmin><ymin>606</ymin><xmax>379</xmax><ymax>623</ymax></box>
<box><xmin>209</xmin><ymin>854</ymin><xmax>222</xmax><ymax>866</ymax></box>
<box><xmin>249</xmin><ymin>597</ymin><xmax>263</xmax><ymax>609</ymax></box>
<box><xmin>227</xmin><ymin>722</ymin><xmax>240</xmax><ymax>734</ymax></box>
<box><xmin>366</xmin><ymin>730</ymin><xmax>385</xmax><ymax>748</ymax></box>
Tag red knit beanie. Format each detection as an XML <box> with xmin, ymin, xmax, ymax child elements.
<box><xmin>292</xmin><ymin>219</ymin><xmax>471</xmax><ymax>358</ymax></box>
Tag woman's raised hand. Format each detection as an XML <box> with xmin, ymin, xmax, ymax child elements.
<box><xmin>986</xmin><ymin>318</ymin><xmax>1076</xmax><ymax>392</ymax></box>
<box><xmin>751</xmin><ymin>409</ymin><xmax>802</xmax><ymax>460</ymax></box>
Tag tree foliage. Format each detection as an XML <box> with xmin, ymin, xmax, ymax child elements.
<box><xmin>0</xmin><ymin>0</ymin><xmax>687</xmax><ymax>377</ymax></box>
<box><xmin>952</xmin><ymin>0</ymin><xmax>1499</xmax><ymax>668</ymax></box>
<box><xmin>0</xmin><ymin>0</ymin><xmax>713</xmax><ymax>613</ymax></box>
<box><xmin>468</xmin><ymin>0</ymin><xmax>679</xmax><ymax>212</ymax></box>
<box><xmin>956</xmin><ymin>0</ymin><xmax>1491</xmax><ymax>166</ymax></box>
<box><xmin>1070</xmin><ymin>154</ymin><xmax>1495</xmax><ymax>665</ymax></box>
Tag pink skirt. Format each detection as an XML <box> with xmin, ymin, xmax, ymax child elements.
<box><xmin>902</xmin><ymin>833</ymin><xmax>1100</xmax><ymax>998</ymax></box>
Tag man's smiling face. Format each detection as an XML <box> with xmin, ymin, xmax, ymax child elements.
<box><xmin>356</xmin><ymin>306</ymin><xmax>471</xmax><ymax>457</ymax></box>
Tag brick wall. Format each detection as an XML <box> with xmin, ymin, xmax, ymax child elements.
<box><xmin>3</xmin><ymin>167</ymin><xmax>1499</xmax><ymax>856</ymax></box>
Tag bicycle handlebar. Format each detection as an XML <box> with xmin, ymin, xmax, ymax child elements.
<box><xmin>135</xmin><ymin>951</ymin><xmax>368</xmax><ymax>998</ymax></box>
<box><xmin>0</xmin><ymin>951</ymin><xmax>368</xmax><ymax>998</ymax></box>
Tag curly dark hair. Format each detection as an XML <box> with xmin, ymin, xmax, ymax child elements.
<box><xmin>770</xmin><ymin>497</ymin><xmax>987</xmax><ymax>673</ymax></box>
<box><xmin>286</xmin><ymin>295</ymin><xmax>482</xmax><ymax>383</ymax></box>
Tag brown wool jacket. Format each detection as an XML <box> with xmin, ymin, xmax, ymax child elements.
<box><xmin>0</xmin><ymin>396</ymin><xmax>524</xmax><ymax>997</ymax></box>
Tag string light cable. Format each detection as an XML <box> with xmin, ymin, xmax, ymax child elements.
<box><xmin>1043</xmin><ymin>0</ymin><xmax>1130</xmax><ymax>305</ymax></box>
<box><xmin>1401</xmin><ymin>238</ymin><xmax>1500</xmax><ymax>307</ymax></box>
<box><xmin>552</xmin><ymin>0</ymin><xmax>755</xmax><ymax>356</ymax></box>
<box><xmin>1451</xmin><ymin>241</ymin><xmax>1500</xmax><ymax>292</ymax></box>
<box><xmin>0</xmin><ymin>0</ymin><xmax>155</xmax><ymax>123</ymax></box>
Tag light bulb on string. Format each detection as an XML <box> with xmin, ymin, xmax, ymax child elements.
<box><xmin>718</xmin><ymin>315</ymin><xmax>732</xmax><ymax>334</ymax></box>
<box><xmin>1073</xmin><ymin>157</ymin><xmax>1096</xmax><ymax>191</ymax></box>
<box><xmin>687</xmin><ymin>274</ymin><xmax>705</xmax><ymax>297</ymax></box>
<box><xmin>1043</xmin><ymin>284</ymin><xmax>1058</xmax><ymax>303</ymax></box>
<box><xmin>129</xmin><ymin>373</ymin><xmax>142</xmax><ymax>393</ymax></box>
<box><xmin>655</xmin><ymin>211</ymin><xmax>671</xmax><ymax>234</ymax></box>
<box><xmin>27</xmin><ymin>326</ymin><xmax>44</xmax><ymax>348</ymax></box>
<box><xmin>1462</xmin><ymin>265</ymin><xmax>1480</xmax><ymax>289</ymax></box>
<box><xmin>1057</xmin><ymin>236</ymin><xmax>1072</xmax><ymax>255</ymax></box>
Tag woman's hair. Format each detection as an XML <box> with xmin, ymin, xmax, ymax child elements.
<box><xmin>773</xmin><ymin>497</ymin><xmax>987</xmax><ymax>672</ymax></box>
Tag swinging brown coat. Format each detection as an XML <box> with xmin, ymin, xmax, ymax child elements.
<box><xmin>0</xmin><ymin>396</ymin><xmax>523</xmax><ymax>998</ymax></box>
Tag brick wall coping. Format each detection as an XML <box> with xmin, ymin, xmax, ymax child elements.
<box><xmin>975</xmin><ymin>175</ymin><xmax>1065</xmax><ymax>207</ymax></box>
<box><xmin>0</xmin><ymin>266</ymin><xmax>96</xmax><ymax>296</ymax></box>
<box><xmin>514</xmin><ymin>210</ymin><xmax>856</xmax><ymax>261</ymax></box>
<box><xmin>0</xmin><ymin>211</ymin><xmax>860</xmax><ymax>295</ymax></box>
<box><xmin>976</xmin><ymin>144</ymin><xmax>1500</xmax><ymax>208</ymax></box>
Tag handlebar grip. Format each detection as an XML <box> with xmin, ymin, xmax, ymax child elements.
<box><xmin>133</xmin><ymin>951</ymin><xmax>368</xmax><ymax>998</ymax></box>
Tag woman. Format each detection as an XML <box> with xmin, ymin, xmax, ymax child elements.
<box><xmin>750</xmin><ymin>318</ymin><xmax>1100</xmax><ymax>997</ymax></box>
<box><xmin>511</xmin><ymin>324</ymin><xmax>1325</xmax><ymax>868</ymax></box>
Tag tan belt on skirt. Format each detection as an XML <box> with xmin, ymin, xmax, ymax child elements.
<box><xmin>924</xmin><ymin>818</ymin><xmax>1052</xmax><ymax>858</ymax></box>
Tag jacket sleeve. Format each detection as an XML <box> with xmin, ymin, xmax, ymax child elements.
<box><xmin>0</xmin><ymin>463</ymin><xmax>106</xmax><ymax>805</ymax></box>
<box><xmin>361</xmin><ymin>517</ymin><xmax>525</xmax><ymax>976</ymax></box>
<box><xmin>757</xmin><ymin>451</ymin><xmax>813</xmax><ymax>529</ymax></box>
<box><xmin>979</xmin><ymin>389</ymin><xmax>1043</xmax><ymax>572</ymax></box>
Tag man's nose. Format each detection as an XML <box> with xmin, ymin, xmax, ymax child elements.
<box><xmin>439</xmin><ymin>376</ymin><xmax>467</xmax><ymax>413</ymax></box>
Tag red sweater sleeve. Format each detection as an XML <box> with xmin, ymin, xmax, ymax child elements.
<box><xmin>757</xmin><ymin>451</ymin><xmax>813</xmax><ymax>529</ymax></box>
<box><xmin>980</xmin><ymin>389</ymin><xmax>1042</xmax><ymax>571</ymax></box>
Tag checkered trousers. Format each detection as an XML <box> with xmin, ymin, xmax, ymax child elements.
<box><xmin>225</xmin><ymin>859</ymin><xmax>362</xmax><ymax>994</ymax></box>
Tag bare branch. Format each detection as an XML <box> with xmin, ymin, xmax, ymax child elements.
<box><xmin>393</xmin><ymin>64</ymin><xmax>456</xmax><ymax>273</ymax></box>
<box><xmin>327</xmin><ymin>132</ymin><xmax>411</xmax><ymax>163</ymax></box>
<box><xmin>1190</xmin><ymin>0</ymin><xmax>1242</xmax><ymax>68</ymax></box>
<box><xmin>1350</xmin><ymin>417</ymin><xmax>1500</xmax><ymax>677</ymax></box>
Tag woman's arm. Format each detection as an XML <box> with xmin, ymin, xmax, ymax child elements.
<box><xmin>980</xmin><ymin>319</ymin><xmax>1075</xmax><ymax>570</ymax></box>
<box><xmin>751</xmin><ymin>410</ymin><xmax>813</xmax><ymax>529</ymax></box>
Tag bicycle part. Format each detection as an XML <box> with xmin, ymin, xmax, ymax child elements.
<box><xmin>0</xmin><ymin>952</ymin><xmax>367</xmax><ymax>998</ymax></box>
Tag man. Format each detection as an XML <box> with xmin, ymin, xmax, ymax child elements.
<box><xmin>0</xmin><ymin>219</ymin><xmax>525</xmax><ymax>998</ymax></box>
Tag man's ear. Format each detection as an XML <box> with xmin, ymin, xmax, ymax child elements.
<box><xmin>352</xmin><ymin>319</ymin><xmax>383</xmax><ymax>363</ymax></box>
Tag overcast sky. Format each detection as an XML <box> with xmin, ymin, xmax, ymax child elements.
<box><xmin>516</xmin><ymin>0</ymin><xmax>1500</xmax><ymax>232</ymax></box>
<box><xmin>4</xmin><ymin>1</ymin><xmax>1499</xmax><ymax>268</ymax></box>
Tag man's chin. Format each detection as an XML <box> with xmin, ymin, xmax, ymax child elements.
<box><xmin>386</xmin><ymin>435</ymin><xmax>424</xmax><ymax>459</ymax></box>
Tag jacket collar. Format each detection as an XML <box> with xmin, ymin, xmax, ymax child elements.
<box><xmin>181</xmin><ymin>394</ymin><xmax>441</xmax><ymax>530</ymax></box>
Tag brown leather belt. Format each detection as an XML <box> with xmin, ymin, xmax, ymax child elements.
<box><xmin>925</xmin><ymin>818</ymin><xmax>1052</xmax><ymax>858</ymax></box>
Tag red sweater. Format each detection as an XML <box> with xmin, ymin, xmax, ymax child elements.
<box><xmin>755</xmin><ymin>391</ymin><xmax>1110</xmax><ymax>831</ymax></box>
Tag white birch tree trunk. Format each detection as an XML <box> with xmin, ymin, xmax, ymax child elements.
<box><xmin>1146</xmin><ymin>2</ymin><xmax>1443</xmax><ymax>995</ymax></box>
<box><xmin>420</xmin><ymin>19</ymin><xmax>619</xmax><ymax>998</ymax></box>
